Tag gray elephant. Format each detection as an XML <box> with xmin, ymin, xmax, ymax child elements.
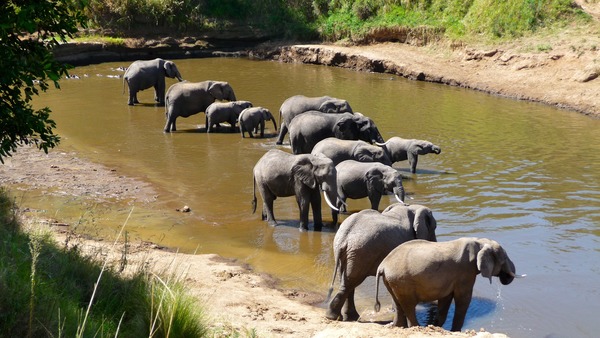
<box><xmin>311</xmin><ymin>138</ymin><xmax>393</xmax><ymax>166</ymax></box>
<box><xmin>288</xmin><ymin>111</ymin><xmax>384</xmax><ymax>155</ymax></box>
<box><xmin>275</xmin><ymin>95</ymin><xmax>353</xmax><ymax>145</ymax></box>
<box><xmin>205</xmin><ymin>100</ymin><xmax>253</xmax><ymax>133</ymax></box>
<box><xmin>163</xmin><ymin>80</ymin><xmax>236</xmax><ymax>132</ymax></box>
<box><xmin>332</xmin><ymin>160</ymin><xmax>405</xmax><ymax>224</ymax></box>
<box><xmin>376</xmin><ymin>137</ymin><xmax>442</xmax><ymax>173</ymax></box>
<box><xmin>123</xmin><ymin>58</ymin><xmax>183</xmax><ymax>106</ymax></box>
<box><xmin>374</xmin><ymin>237</ymin><xmax>517</xmax><ymax>331</ymax></box>
<box><xmin>238</xmin><ymin>107</ymin><xmax>278</xmax><ymax>138</ymax></box>
<box><xmin>325</xmin><ymin>203</ymin><xmax>437</xmax><ymax>321</ymax></box>
<box><xmin>252</xmin><ymin>149</ymin><xmax>340</xmax><ymax>232</ymax></box>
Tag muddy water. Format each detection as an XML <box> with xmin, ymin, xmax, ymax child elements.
<box><xmin>28</xmin><ymin>57</ymin><xmax>600</xmax><ymax>337</ymax></box>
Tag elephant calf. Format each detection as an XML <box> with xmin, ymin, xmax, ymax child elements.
<box><xmin>205</xmin><ymin>100</ymin><xmax>253</xmax><ymax>133</ymax></box>
<box><xmin>252</xmin><ymin>149</ymin><xmax>340</xmax><ymax>231</ymax></box>
<box><xmin>326</xmin><ymin>203</ymin><xmax>437</xmax><ymax>321</ymax></box>
<box><xmin>375</xmin><ymin>237</ymin><xmax>517</xmax><ymax>331</ymax></box>
<box><xmin>238</xmin><ymin>107</ymin><xmax>277</xmax><ymax>138</ymax></box>
<box><xmin>311</xmin><ymin>138</ymin><xmax>392</xmax><ymax>166</ymax></box>
<box><xmin>376</xmin><ymin>137</ymin><xmax>442</xmax><ymax>173</ymax></box>
<box><xmin>333</xmin><ymin>160</ymin><xmax>405</xmax><ymax>224</ymax></box>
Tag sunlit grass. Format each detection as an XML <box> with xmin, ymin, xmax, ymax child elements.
<box><xmin>0</xmin><ymin>188</ymin><xmax>208</xmax><ymax>337</ymax></box>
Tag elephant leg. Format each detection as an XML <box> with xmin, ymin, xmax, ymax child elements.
<box><xmin>343</xmin><ymin>288</ymin><xmax>360</xmax><ymax>321</ymax></box>
<box><xmin>262</xmin><ymin>193</ymin><xmax>278</xmax><ymax>227</ymax></box>
<box><xmin>450</xmin><ymin>290</ymin><xmax>473</xmax><ymax>331</ymax></box>
<box><xmin>326</xmin><ymin>289</ymin><xmax>348</xmax><ymax>321</ymax></box>
<box><xmin>401</xmin><ymin>300</ymin><xmax>419</xmax><ymax>328</ymax></box>
<box><xmin>296</xmin><ymin>192</ymin><xmax>311</xmax><ymax>231</ymax></box>
<box><xmin>331</xmin><ymin>209</ymin><xmax>338</xmax><ymax>226</ymax></box>
<box><xmin>409</xmin><ymin>153</ymin><xmax>419</xmax><ymax>174</ymax></box>
<box><xmin>259</xmin><ymin>120</ymin><xmax>265</xmax><ymax>138</ymax></box>
<box><xmin>391</xmin><ymin>302</ymin><xmax>409</xmax><ymax>328</ymax></box>
<box><xmin>309</xmin><ymin>188</ymin><xmax>323</xmax><ymax>231</ymax></box>
<box><xmin>128</xmin><ymin>90</ymin><xmax>137</xmax><ymax>105</ymax></box>
<box><xmin>436</xmin><ymin>294</ymin><xmax>454</xmax><ymax>328</ymax></box>
<box><xmin>275</xmin><ymin>123</ymin><xmax>288</xmax><ymax>145</ymax></box>
<box><xmin>164</xmin><ymin>115</ymin><xmax>177</xmax><ymax>133</ymax></box>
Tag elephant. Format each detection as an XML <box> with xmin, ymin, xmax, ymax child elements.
<box><xmin>163</xmin><ymin>80</ymin><xmax>236</xmax><ymax>132</ymax></box>
<box><xmin>205</xmin><ymin>100</ymin><xmax>253</xmax><ymax>133</ymax></box>
<box><xmin>325</xmin><ymin>203</ymin><xmax>437</xmax><ymax>321</ymax></box>
<box><xmin>332</xmin><ymin>160</ymin><xmax>405</xmax><ymax>224</ymax></box>
<box><xmin>288</xmin><ymin>111</ymin><xmax>384</xmax><ymax>155</ymax></box>
<box><xmin>374</xmin><ymin>237</ymin><xmax>517</xmax><ymax>331</ymax></box>
<box><xmin>122</xmin><ymin>58</ymin><xmax>183</xmax><ymax>106</ymax></box>
<box><xmin>311</xmin><ymin>138</ymin><xmax>393</xmax><ymax>166</ymax></box>
<box><xmin>238</xmin><ymin>107</ymin><xmax>278</xmax><ymax>138</ymax></box>
<box><xmin>251</xmin><ymin>149</ymin><xmax>340</xmax><ymax>232</ymax></box>
<box><xmin>376</xmin><ymin>137</ymin><xmax>442</xmax><ymax>173</ymax></box>
<box><xmin>275</xmin><ymin>95</ymin><xmax>353</xmax><ymax>145</ymax></box>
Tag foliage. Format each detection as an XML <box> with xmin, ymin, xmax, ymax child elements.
<box><xmin>0</xmin><ymin>0</ymin><xmax>87</xmax><ymax>163</ymax></box>
<box><xmin>0</xmin><ymin>188</ymin><xmax>208</xmax><ymax>337</ymax></box>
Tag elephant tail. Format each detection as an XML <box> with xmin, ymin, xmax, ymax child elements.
<box><xmin>325</xmin><ymin>250</ymin><xmax>342</xmax><ymax>302</ymax></box>
<box><xmin>374</xmin><ymin>266</ymin><xmax>384</xmax><ymax>313</ymax></box>
<box><xmin>251</xmin><ymin>175</ymin><xmax>257</xmax><ymax>214</ymax></box>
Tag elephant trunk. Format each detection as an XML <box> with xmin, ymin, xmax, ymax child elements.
<box><xmin>271</xmin><ymin>118</ymin><xmax>278</xmax><ymax>131</ymax></box>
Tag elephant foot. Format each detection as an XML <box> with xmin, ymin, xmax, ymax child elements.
<box><xmin>325</xmin><ymin>310</ymin><xmax>342</xmax><ymax>321</ymax></box>
<box><xmin>313</xmin><ymin>224</ymin><xmax>323</xmax><ymax>232</ymax></box>
<box><xmin>128</xmin><ymin>102</ymin><xmax>134</xmax><ymax>106</ymax></box>
<box><xmin>275</xmin><ymin>141</ymin><xmax>283</xmax><ymax>145</ymax></box>
<box><xmin>267</xmin><ymin>220</ymin><xmax>278</xmax><ymax>227</ymax></box>
<box><xmin>343</xmin><ymin>311</ymin><xmax>360</xmax><ymax>322</ymax></box>
<box><xmin>299</xmin><ymin>224</ymin><xmax>309</xmax><ymax>232</ymax></box>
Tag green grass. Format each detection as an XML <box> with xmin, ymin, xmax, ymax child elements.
<box><xmin>81</xmin><ymin>0</ymin><xmax>588</xmax><ymax>44</ymax></box>
<box><xmin>72</xmin><ymin>35</ymin><xmax>126</xmax><ymax>46</ymax></box>
<box><xmin>0</xmin><ymin>188</ymin><xmax>208</xmax><ymax>337</ymax></box>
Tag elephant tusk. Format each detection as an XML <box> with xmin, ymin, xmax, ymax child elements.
<box><xmin>322</xmin><ymin>190</ymin><xmax>339</xmax><ymax>212</ymax></box>
<box><xmin>394</xmin><ymin>192</ymin><xmax>404</xmax><ymax>204</ymax></box>
<box><xmin>515</xmin><ymin>273</ymin><xmax>527</xmax><ymax>278</ymax></box>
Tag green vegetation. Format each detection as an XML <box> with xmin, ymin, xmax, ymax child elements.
<box><xmin>0</xmin><ymin>189</ymin><xmax>208</xmax><ymax>337</ymax></box>
<box><xmin>0</xmin><ymin>1</ymin><xmax>87</xmax><ymax>163</ymax></box>
<box><xmin>84</xmin><ymin>0</ymin><xmax>587</xmax><ymax>42</ymax></box>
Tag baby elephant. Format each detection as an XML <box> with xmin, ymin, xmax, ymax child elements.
<box><xmin>238</xmin><ymin>107</ymin><xmax>277</xmax><ymax>138</ymax></box>
<box><xmin>374</xmin><ymin>237</ymin><xmax>517</xmax><ymax>331</ymax></box>
<box><xmin>205</xmin><ymin>100</ymin><xmax>253</xmax><ymax>133</ymax></box>
<box><xmin>333</xmin><ymin>160</ymin><xmax>405</xmax><ymax>224</ymax></box>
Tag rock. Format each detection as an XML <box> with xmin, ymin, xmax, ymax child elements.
<box><xmin>573</xmin><ymin>64</ymin><xmax>600</xmax><ymax>82</ymax></box>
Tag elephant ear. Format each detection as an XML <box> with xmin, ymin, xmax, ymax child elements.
<box><xmin>355</xmin><ymin>148</ymin><xmax>374</xmax><ymax>162</ymax></box>
<box><xmin>334</xmin><ymin>116</ymin><xmax>356</xmax><ymax>139</ymax></box>
<box><xmin>412</xmin><ymin>206</ymin><xmax>436</xmax><ymax>241</ymax></box>
<box><xmin>208</xmin><ymin>82</ymin><xmax>226</xmax><ymax>100</ymax></box>
<box><xmin>477</xmin><ymin>243</ymin><xmax>496</xmax><ymax>284</ymax></box>
<box><xmin>319</xmin><ymin>100</ymin><xmax>338</xmax><ymax>114</ymax></box>
<box><xmin>366</xmin><ymin>170</ymin><xmax>385</xmax><ymax>194</ymax></box>
<box><xmin>292</xmin><ymin>158</ymin><xmax>317</xmax><ymax>189</ymax></box>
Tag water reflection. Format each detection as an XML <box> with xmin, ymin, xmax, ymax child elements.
<box><xmin>26</xmin><ymin>57</ymin><xmax>600</xmax><ymax>337</ymax></box>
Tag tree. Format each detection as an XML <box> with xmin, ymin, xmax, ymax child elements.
<box><xmin>0</xmin><ymin>0</ymin><xmax>87</xmax><ymax>163</ymax></box>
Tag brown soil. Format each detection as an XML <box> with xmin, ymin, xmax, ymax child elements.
<box><xmin>4</xmin><ymin>6</ymin><xmax>600</xmax><ymax>337</ymax></box>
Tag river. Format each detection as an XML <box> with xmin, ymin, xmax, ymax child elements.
<box><xmin>26</xmin><ymin>57</ymin><xmax>600</xmax><ymax>338</ymax></box>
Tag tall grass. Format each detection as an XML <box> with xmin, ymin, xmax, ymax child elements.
<box><xmin>0</xmin><ymin>188</ymin><xmax>207</xmax><ymax>337</ymax></box>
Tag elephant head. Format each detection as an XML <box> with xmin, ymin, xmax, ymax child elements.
<box><xmin>382</xmin><ymin>203</ymin><xmax>437</xmax><ymax>241</ymax></box>
<box><xmin>164</xmin><ymin>61</ymin><xmax>183</xmax><ymax>81</ymax></box>
<box><xmin>319</xmin><ymin>99</ymin><xmax>353</xmax><ymax>114</ymax></box>
<box><xmin>261</xmin><ymin>108</ymin><xmax>278</xmax><ymax>131</ymax></box>
<box><xmin>208</xmin><ymin>81</ymin><xmax>237</xmax><ymax>102</ymax></box>
<box><xmin>292</xmin><ymin>155</ymin><xmax>339</xmax><ymax>212</ymax></box>
<box><xmin>380</xmin><ymin>168</ymin><xmax>405</xmax><ymax>203</ymax></box>
<box><xmin>376</xmin><ymin>137</ymin><xmax>441</xmax><ymax>173</ymax></box>
<box><xmin>476</xmin><ymin>238</ymin><xmax>517</xmax><ymax>285</ymax></box>
<box><xmin>352</xmin><ymin>113</ymin><xmax>385</xmax><ymax>144</ymax></box>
